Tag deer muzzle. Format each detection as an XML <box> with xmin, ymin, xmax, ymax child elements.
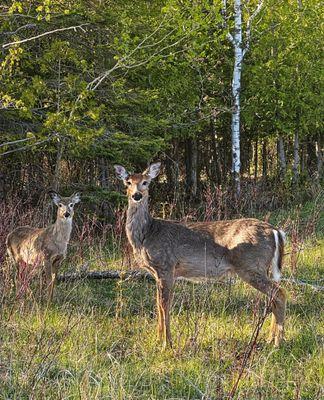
<box><xmin>132</xmin><ymin>192</ymin><xmax>143</xmax><ymax>202</ymax></box>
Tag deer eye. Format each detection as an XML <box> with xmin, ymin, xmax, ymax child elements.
<box><xmin>126</xmin><ymin>181</ymin><xmax>131</xmax><ymax>186</ymax></box>
<box><xmin>142</xmin><ymin>181</ymin><xmax>148</xmax><ymax>186</ymax></box>
<box><xmin>59</xmin><ymin>203</ymin><xmax>63</xmax><ymax>208</ymax></box>
<box><xmin>69</xmin><ymin>203</ymin><xmax>74</xmax><ymax>208</ymax></box>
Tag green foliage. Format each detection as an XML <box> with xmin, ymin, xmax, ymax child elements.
<box><xmin>243</xmin><ymin>0</ymin><xmax>322</xmax><ymax>141</ymax></box>
<box><xmin>0</xmin><ymin>0</ymin><xmax>321</xmax><ymax>185</ymax></box>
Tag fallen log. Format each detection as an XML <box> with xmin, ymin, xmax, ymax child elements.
<box><xmin>281</xmin><ymin>277</ymin><xmax>324</xmax><ymax>291</ymax></box>
<box><xmin>57</xmin><ymin>269</ymin><xmax>153</xmax><ymax>282</ymax></box>
<box><xmin>57</xmin><ymin>270</ymin><xmax>324</xmax><ymax>291</ymax></box>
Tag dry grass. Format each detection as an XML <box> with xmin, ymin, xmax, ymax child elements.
<box><xmin>0</xmin><ymin>197</ymin><xmax>323</xmax><ymax>399</ymax></box>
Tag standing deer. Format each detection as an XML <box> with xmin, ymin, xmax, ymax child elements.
<box><xmin>114</xmin><ymin>162</ymin><xmax>286</xmax><ymax>348</ymax></box>
<box><xmin>6</xmin><ymin>191</ymin><xmax>81</xmax><ymax>300</ymax></box>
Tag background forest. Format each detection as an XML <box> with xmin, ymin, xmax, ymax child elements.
<box><xmin>0</xmin><ymin>1</ymin><xmax>323</xmax><ymax>399</ymax></box>
<box><xmin>0</xmin><ymin>0</ymin><xmax>322</xmax><ymax>213</ymax></box>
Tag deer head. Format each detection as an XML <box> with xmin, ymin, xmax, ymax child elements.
<box><xmin>48</xmin><ymin>191</ymin><xmax>81</xmax><ymax>220</ymax></box>
<box><xmin>114</xmin><ymin>162</ymin><xmax>161</xmax><ymax>203</ymax></box>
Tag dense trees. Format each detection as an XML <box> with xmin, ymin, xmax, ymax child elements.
<box><xmin>0</xmin><ymin>0</ymin><xmax>322</xmax><ymax>214</ymax></box>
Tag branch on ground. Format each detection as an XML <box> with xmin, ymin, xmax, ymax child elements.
<box><xmin>57</xmin><ymin>270</ymin><xmax>324</xmax><ymax>291</ymax></box>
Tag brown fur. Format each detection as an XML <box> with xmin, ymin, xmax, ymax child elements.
<box><xmin>115</xmin><ymin>163</ymin><xmax>287</xmax><ymax>348</ymax></box>
<box><xmin>6</xmin><ymin>191</ymin><xmax>80</xmax><ymax>300</ymax></box>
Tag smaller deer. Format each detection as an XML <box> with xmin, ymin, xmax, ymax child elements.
<box><xmin>114</xmin><ymin>162</ymin><xmax>287</xmax><ymax>349</ymax></box>
<box><xmin>6</xmin><ymin>191</ymin><xmax>81</xmax><ymax>300</ymax></box>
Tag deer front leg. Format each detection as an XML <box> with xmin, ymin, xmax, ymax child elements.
<box><xmin>156</xmin><ymin>277</ymin><xmax>174</xmax><ymax>349</ymax></box>
<box><xmin>156</xmin><ymin>286</ymin><xmax>164</xmax><ymax>341</ymax></box>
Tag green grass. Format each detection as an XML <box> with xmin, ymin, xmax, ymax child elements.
<box><xmin>1</xmin><ymin>202</ymin><xmax>323</xmax><ymax>399</ymax></box>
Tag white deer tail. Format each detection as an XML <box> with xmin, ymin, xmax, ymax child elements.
<box><xmin>271</xmin><ymin>229</ymin><xmax>286</xmax><ymax>282</ymax></box>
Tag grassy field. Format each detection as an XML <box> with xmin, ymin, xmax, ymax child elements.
<box><xmin>0</xmin><ymin>201</ymin><xmax>323</xmax><ymax>399</ymax></box>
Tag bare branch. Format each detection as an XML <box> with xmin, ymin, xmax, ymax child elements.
<box><xmin>243</xmin><ymin>0</ymin><xmax>264</xmax><ymax>57</ymax></box>
<box><xmin>0</xmin><ymin>13</ymin><xmax>39</xmax><ymax>19</ymax></box>
<box><xmin>86</xmin><ymin>19</ymin><xmax>199</xmax><ymax>91</ymax></box>
<box><xmin>2</xmin><ymin>24</ymin><xmax>89</xmax><ymax>49</ymax></box>
<box><xmin>0</xmin><ymin>137</ymin><xmax>54</xmax><ymax>156</ymax></box>
<box><xmin>221</xmin><ymin>0</ymin><xmax>235</xmax><ymax>45</ymax></box>
<box><xmin>122</xmin><ymin>34</ymin><xmax>189</xmax><ymax>69</ymax></box>
<box><xmin>0</xmin><ymin>136</ymin><xmax>34</xmax><ymax>148</ymax></box>
<box><xmin>140</xmin><ymin>28</ymin><xmax>176</xmax><ymax>49</ymax></box>
<box><xmin>227</xmin><ymin>32</ymin><xmax>235</xmax><ymax>45</ymax></box>
<box><xmin>3</xmin><ymin>23</ymin><xmax>36</xmax><ymax>36</ymax></box>
<box><xmin>86</xmin><ymin>62</ymin><xmax>121</xmax><ymax>91</ymax></box>
<box><xmin>126</xmin><ymin>14</ymin><xmax>169</xmax><ymax>54</ymax></box>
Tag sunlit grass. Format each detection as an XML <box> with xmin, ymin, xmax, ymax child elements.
<box><xmin>1</xmin><ymin>201</ymin><xmax>323</xmax><ymax>399</ymax></box>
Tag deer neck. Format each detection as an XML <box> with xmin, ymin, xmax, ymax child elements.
<box><xmin>52</xmin><ymin>217</ymin><xmax>73</xmax><ymax>244</ymax></box>
<box><xmin>126</xmin><ymin>197</ymin><xmax>152</xmax><ymax>251</ymax></box>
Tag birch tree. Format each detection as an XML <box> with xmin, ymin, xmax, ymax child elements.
<box><xmin>224</xmin><ymin>0</ymin><xmax>264</xmax><ymax>197</ymax></box>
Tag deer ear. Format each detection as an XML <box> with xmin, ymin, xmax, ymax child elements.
<box><xmin>48</xmin><ymin>190</ymin><xmax>61</xmax><ymax>205</ymax></box>
<box><xmin>144</xmin><ymin>162</ymin><xmax>161</xmax><ymax>179</ymax></box>
<box><xmin>71</xmin><ymin>192</ymin><xmax>81</xmax><ymax>204</ymax></box>
<box><xmin>114</xmin><ymin>165</ymin><xmax>129</xmax><ymax>180</ymax></box>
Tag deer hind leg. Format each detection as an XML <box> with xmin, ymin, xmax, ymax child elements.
<box><xmin>6</xmin><ymin>247</ymin><xmax>20</xmax><ymax>293</ymax></box>
<box><xmin>15</xmin><ymin>260</ymin><xmax>28</xmax><ymax>299</ymax></box>
<box><xmin>268</xmin><ymin>287</ymin><xmax>286</xmax><ymax>346</ymax></box>
<box><xmin>44</xmin><ymin>260</ymin><xmax>54</xmax><ymax>301</ymax></box>
<box><xmin>44</xmin><ymin>256</ymin><xmax>61</xmax><ymax>302</ymax></box>
<box><xmin>45</xmin><ymin>255</ymin><xmax>64</xmax><ymax>301</ymax></box>
<box><xmin>235</xmin><ymin>270</ymin><xmax>286</xmax><ymax>347</ymax></box>
<box><xmin>156</xmin><ymin>276</ymin><xmax>174</xmax><ymax>349</ymax></box>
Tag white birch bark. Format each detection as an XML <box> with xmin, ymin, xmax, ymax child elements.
<box><xmin>231</xmin><ymin>0</ymin><xmax>243</xmax><ymax>197</ymax></box>
<box><xmin>226</xmin><ymin>0</ymin><xmax>264</xmax><ymax>197</ymax></box>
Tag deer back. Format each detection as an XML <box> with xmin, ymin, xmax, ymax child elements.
<box><xmin>186</xmin><ymin>218</ymin><xmax>277</xmax><ymax>273</ymax></box>
<box><xmin>7</xmin><ymin>219</ymin><xmax>72</xmax><ymax>266</ymax></box>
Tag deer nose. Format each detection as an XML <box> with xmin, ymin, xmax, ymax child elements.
<box><xmin>64</xmin><ymin>212</ymin><xmax>71</xmax><ymax>218</ymax></box>
<box><xmin>132</xmin><ymin>192</ymin><xmax>143</xmax><ymax>201</ymax></box>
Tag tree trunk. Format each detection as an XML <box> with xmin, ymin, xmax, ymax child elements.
<box><xmin>52</xmin><ymin>57</ymin><xmax>63</xmax><ymax>192</ymax></box>
<box><xmin>164</xmin><ymin>150</ymin><xmax>180</xmax><ymax>209</ymax></box>
<box><xmin>211</xmin><ymin>116</ymin><xmax>223</xmax><ymax>184</ymax></box>
<box><xmin>98</xmin><ymin>157</ymin><xmax>109</xmax><ymax>188</ymax></box>
<box><xmin>0</xmin><ymin>172</ymin><xmax>5</xmax><ymax>201</ymax></box>
<box><xmin>52</xmin><ymin>139</ymin><xmax>64</xmax><ymax>191</ymax></box>
<box><xmin>292</xmin><ymin>131</ymin><xmax>300</xmax><ymax>184</ymax></box>
<box><xmin>254</xmin><ymin>138</ymin><xmax>258</xmax><ymax>182</ymax></box>
<box><xmin>301</xmin><ymin>141</ymin><xmax>307</xmax><ymax>176</ymax></box>
<box><xmin>262</xmin><ymin>139</ymin><xmax>267</xmax><ymax>178</ymax></box>
<box><xmin>277</xmin><ymin>135</ymin><xmax>286</xmax><ymax>179</ymax></box>
<box><xmin>306</xmin><ymin>138</ymin><xmax>317</xmax><ymax>175</ymax></box>
<box><xmin>230</xmin><ymin>0</ymin><xmax>243</xmax><ymax>198</ymax></box>
<box><xmin>315</xmin><ymin>134</ymin><xmax>323</xmax><ymax>180</ymax></box>
<box><xmin>248</xmin><ymin>140</ymin><xmax>252</xmax><ymax>177</ymax></box>
<box><xmin>185</xmin><ymin>137</ymin><xmax>198</xmax><ymax>200</ymax></box>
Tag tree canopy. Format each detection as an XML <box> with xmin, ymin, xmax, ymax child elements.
<box><xmin>0</xmin><ymin>0</ymin><xmax>322</xmax><ymax>211</ymax></box>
